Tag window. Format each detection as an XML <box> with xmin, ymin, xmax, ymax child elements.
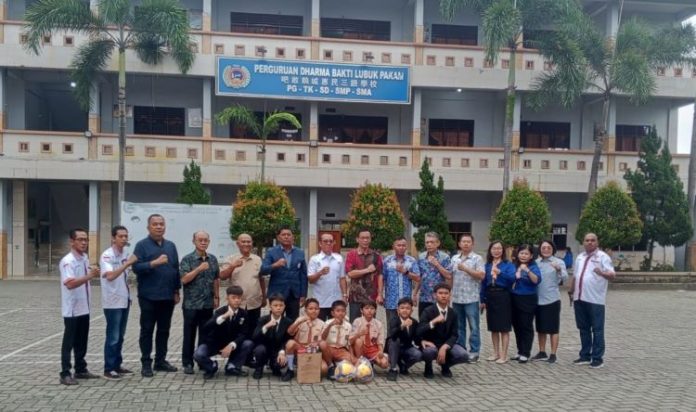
<box><xmin>429</xmin><ymin>119</ymin><xmax>474</xmax><ymax>147</ymax></box>
<box><xmin>431</xmin><ymin>24</ymin><xmax>478</xmax><ymax>46</ymax></box>
<box><xmin>551</xmin><ymin>224</ymin><xmax>568</xmax><ymax>250</ymax></box>
<box><xmin>321</xmin><ymin>18</ymin><xmax>390</xmax><ymax>41</ymax></box>
<box><xmin>230</xmin><ymin>12</ymin><xmax>303</xmax><ymax>36</ymax></box>
<box><xmin>319</xmin><ymin>115</ymin><xmax>388</xmax><ymax>144</ymax></box>
<box><xmin>523</xmin><ymin>30</ymin><xmax>553</xmax><ymax>49</ymax></box>
<box><xmin>616</xmin><ymin>125</ymin><xmax>650</xmax><ymax>152</ymax></box>
<box><xmin>134</xmin><ymin>106</ymin><xmax>185</xmax><ymax>136</ymax></box>
<box><xmin>521</xmin><ymin>121</ymin><xmax>570</xmax><ymax>149</ymax></box>
<box><xmin>448</xmin><ymin>222</ymin><xmax>472</xmax><ymax>249</ymax></box>
<box><xmin>228</xmin><ymin>112</ymin><xmax>302</xmax><ymax>141</ymax></box>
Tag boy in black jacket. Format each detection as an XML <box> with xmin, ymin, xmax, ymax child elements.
<box><xmin>251</xmin><ymin>294</ymin><xmax>292</xmax><ymax>379</ymax></box>
<box><xmin>416</xmin><ymin>283</ymin><xmax>469</xmax><ymax>378</ymax></box>
<box><xmin>386</xmin><ymin>297</ymin><xmax>423</xmax><ymax>381</ymax></box>
<box><xmin>194</xmin><ymin>286</ymin><xmax>254</xmax><ymax>379</ymax></box>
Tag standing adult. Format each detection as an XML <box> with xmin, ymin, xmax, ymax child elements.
<box><xmin>563</xmin><ymin>247</ymin><xmax>574</xmax><ymax>272</ymax></box>
<box><xmin>345</xmin><ymin>228</ymin><xmax>384</xmax><ymax>321</ymax></box>
<box><xmin>261</xmin><ymin>226</ymin><xmax>307</xmax><ymax>320</ymax></box>
<box><xmin>480</xmin><ymin>240</ymin><xmax>516</xmax><ymax>364</ymax></box>
<box><xmin>221</xmin><ymin>233</ymin><xmax>264</xmax><ymax>331</ymax></box>
<box><xmin>382</xmin><ymin>236</ymin><xmax>420</xmax><ymax>329</ymax></box>
<box><xmin>59</xmin><ymin>228</ymin><xmax>100</xmax><ymax>385</ymax></box>
<box><xmin>417</xmin><ymin>232</ymin><xmax>453</xmax><ymax>318</ymax></box>
<box><xmin>179</xmin><ymin>230</ymin><xmax>220</xmax><ymax>375</ymax></box>
<box><xmin>307</xmin><ymin>233</ymin><xmax>347</xmax><ymax>321</ymax></box>
<box><xmin>569</xmin><ymin>233</ymin><xmax>616</xmax><ymax>369</ymax></box>
<box><xmin>533</xmin><ymin>240</ymin><xmax>568</xmax><ymax>363</ymax></box>
<box><xmin>510</xmin><ymin>244</ymin><xmax>541</xmax><ymax>363</ymax></box>
<box><xmin>450</xmin><ymin>234</ymin><xmax>485</xmax><ymax>363</ymax></box>
<box><xmin>100</xmin><ymin>225</ymin><xmax>138</xmax><ymax>380</ymax></box>
<box><xmin>132</xmin><ymin>214</ymin><xmax>181</xmax><ymax>377</ymax></box>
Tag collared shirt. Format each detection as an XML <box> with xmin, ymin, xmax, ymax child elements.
<box><xmin>536</xmin><ymin>256</ymin><xmax>569</xmax><ymax>305</ymax></box>
<box><xmin>132</xmin><ymin>236</ymin><xmax>180</xmax><ymax>301</ymax></box>
<box><xmin>511</xmin><ymin>262</ymin><xmax>542</xmax><ymax>295</ymax></box>
<box><xmin>322</xmin><ymin>318</ymin><xmax>352</xmax><ymax>348</ymax></box>
<box><xmin>216</xmin><ymin>307</ymin><xmax>238</xmax><ymax>325</ymax></box>
<box><xmin>308</xmin><ymin>251</ymin><xmax>345</xmax><ymax>308</ymax></box>
<box><xmin>59</xmin><ymin>251</ymin><xmax>91</xmax><ymax>318</ymax></box>
<box><xmin>418</xmin><ymin>250</ymin><xmax>452</xmax><ymax>303</ymax></box>
<box><xmin>222</xmin><ymin>253</ymin><xmax>263</xmax><ymax>310</ymax></box>
<box><xmin>180</xmin><ymin>251</ymin><xmax>219</xmax><ymax>310</ymax></box>
<box><xmin>451</xmin><ymin>251</ymin><xmax>485</xmax><ymax>304</ymax></box>
<box><xmin>573</xmin><ymin>250</ymin><xmax>615</xmax><ymax>305</ymax></box>
<box><xmin>100</xmin><ymin>246</ymin><xmax>131</xmax><ymax>309</ymax></box>
<box><xmin>351</xmin><ymin>317</ymin><xmax>385</xmax><ymax>347</ymax></box>
<box><xmin>345</xmin><ymin>248</ymin><xmax>383</xmax><ymax>304</ymax></box>
<box><xmin>382</xmin><ymin>254</ymin><xmax>420</xmax><ymax>310</ymax></box>
<box><xmin>292</xmin><ymin>318</ymin><xmax>325</xmax><ymax>346</ymax></box>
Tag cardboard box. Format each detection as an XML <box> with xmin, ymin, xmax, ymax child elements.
<box><xmin>296</xmin><ymin>352</ymin><xmax>322</xmax><ymax>384</ymax></box>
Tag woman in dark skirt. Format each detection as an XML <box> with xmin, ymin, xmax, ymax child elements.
<box><xmin>510</xmin><ymin>244</ymin><xmax>542</xmax><ymax>363</ymax></box>
<box><xmin>533</xmin><ymin>240</ymin><xmax>568</xmax><ymax>364</ymax></box>
<box><xmin>480</xmin><ymin>241</ymin><xmax>516</xmax><ymax>364</ymax></box>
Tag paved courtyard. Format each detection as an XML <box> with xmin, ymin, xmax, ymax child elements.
<box><xmin>0</xmin><ymin>280</ymin><xmax>693</xmax><ymax>411</ymax></box>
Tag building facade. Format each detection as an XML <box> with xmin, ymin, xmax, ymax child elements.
<box><xmin>1</xmin><ymin>0</ymin><xmax>695</xmax><ymax>277</ymax></box>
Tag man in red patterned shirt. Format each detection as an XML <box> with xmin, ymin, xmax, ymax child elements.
<box><xmin>345</xmin><ymin>228</ymin><xmax>383</xmax><ymax>321</ymax></box>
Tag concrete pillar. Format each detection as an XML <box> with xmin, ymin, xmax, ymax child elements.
<box><xmin>201</xmin><ymin>0</ymin><xmax>212</xmax><ymax>53</ymax></box>
<box><xmin>0</xmin><ymin>180</ymin><xmax>7</xmax><ymax>279</ymax></box>
<box><xmin>308</xmin><ymin>189</ymin><xmax>318</xmax><ymax>256</ymax></box>
<box><xmin>411</xmin><ymin>89</ymin><xmax>422</xmax><ymax>169</ymax></box>
<box><xmin>87</xmin><ymin>82</ymin><xmax>99</xmax><ymax>159</ymax></box>
<box><xmin>0</xmin><ymin>68</ymin><xmax>5</xmax><ymax>155</ymax></box>
<box><xmin>88</xmin><ymin>182</ymin><xmax>99</xmax><ymax>264</ymax></box>
<box><xmin>666</xmin><ymin>104</ymin><xmax>680</xmax><ymax>154</ymax></box>
<box><xmin>511</xmin><ymin>96</ymin><xmax>522</xmax><ymax>170</ymax></box>
<box><xmin>89</xmin><ymin>0</ymin><xmax>99</xmax><ymax>14</ymax></box>
<box><xmin>605</xmin><ymin>98</ymin><xmax>617</xmax><ymax>175</ymax></box>
<box><xmin>414</xmin><ymin>0</ymin><xmax>424</xmax><ymax>43</ymax></box>
<box><xmin>0</xmin><ymin>0</ymin><xmax>5</xmax><ymax>46</ymax></box>
<box><xmin>311</xmin><ymin>0</ymin><xmax>320</xmax><ymax>37</ymax></box>
<box><xmin>98</xmin><ymin>182</ymin><xmax>113</xmax><ymax>258</ymax></box>
<box><xmin>309</xmin><ymin>102</ymin><xmax>319</xmax><ymax>167</ymax></box>
<box><xmin>11</xmin><ymin>181</ymin><xmax>27</xmax><ymax>278</ymax></box>
<box><xmin>606</xmin><ymin>1</ymin><xmax>620</xmax><ymax>39</ymax></box>
<box><xmin>202</xmin><ymin>78</ymin><xmax>212</xmax><ymax>163</ymax></box>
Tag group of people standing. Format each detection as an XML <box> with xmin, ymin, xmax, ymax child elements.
<box><xmin>57</xmin><ymin>213</ymin><xmax>615</xmax><ymax>385</ymax></box>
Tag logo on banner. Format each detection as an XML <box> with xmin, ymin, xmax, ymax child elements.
<box><xmin>223</xmin><ymin>65</ymin><xmax>251</xmax><ymax>89</ymax></box>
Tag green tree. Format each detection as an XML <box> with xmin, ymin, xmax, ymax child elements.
<box><xmin>439</xmin><ymin>0</ymin><xmax>579</xmax><ymax>195</ymax></box>
<box><xmin>489</xmin><ymin>178</ymin><xmax>551</xmax><ymax>247</ymax></box>
<box><xmin>409</xmin><ymin>160</ymin><xmax>455</xmax><ymax>252</ymax></box>
<box><xmin>25</xmin><ymin>0</ymin><xmax>195</xmax><ymax>212</ymax></box>
<box><xmin>528</xmin><ymin>11</ymin><xmax>696</xmax><ymax>196</ymax></box>
<box><xmin>216</xmin><ymin>104</ymin><xmax>301</xmax><ymax>182</ymax></box>
<box><xmin>341</xmin><ymin>183</ymin><xmax>405</xmax><ymax>252</ymax></box>
<box><xmin>576</xmin><ymin>181</ymin><xmax>643</xmax><ymax>250</ymax></box>
<box><xmin>624</xmin><ymin>127</ymin><xmax>692</xmax><ymax>269</ymax></box>
<box><xmin>230</xmin><ymin>181</ymin><xmax>297</xmax><ymax>254</ymax></box>
<box><xmin>176</xmin><ymin>160</ymin><xmax>211</xmax><ymax>205</ymax></box>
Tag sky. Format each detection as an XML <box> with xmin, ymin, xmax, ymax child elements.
<box><xmin>676</xmin><ymin>15</ymin><xmax>696</xmax><ymax>154</ymax></box>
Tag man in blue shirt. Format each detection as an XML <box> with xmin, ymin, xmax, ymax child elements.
<box><xmin>261</xmin><ymin>226</ymin><xmax>307</xmax><ymax>320</ymax></box>
<box><xmin>382</xmin><ymin>236</ymin><xmax>420</xmax><ymax>330</ymax></box>
<box><xmin>132</xmin><ymin>214</ymin><xmax>181</xmax><ymax>377</ymax></box>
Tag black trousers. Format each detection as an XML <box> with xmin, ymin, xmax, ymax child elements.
<box><xmin>182</xmin><ymin>308</ymin><xmax>213</xmax><ymax>367</ymax></box>
<box><xmin>511</xmin><ymin>293</ymin><xmax>537</xmax><ymax>358</ymax></box>
<box><xmin>285</xmin><ymin>298</ymin><xmax>300</xmax><ymax>321</ymax></box>
<box><xmin>139</xmin><ymin>297</ymin><xmax>175</xmax><ymax>366</ymax></box>
<box><xmin>246</xmin><ymin>307</ymin><xmax>262</xmax><ymax>334</ymax></box>
<box><xmin>253</xmin><ymin>343</ymin><xmax>283</xmax><ymax>371</ymax></box>
<box><xmin>61</xmin><ymin>314</ymin><xmax>90</xmax><ymax>377</ymax></box>
<box><xmin>319</xmin><ymin>307</ymin><xmax>332</xmax><ymax>321</ymax></box>
<box><xmin>418</xmin><ymin>302</ymin><xmax>434</xmax><ymax>319</ymax></box>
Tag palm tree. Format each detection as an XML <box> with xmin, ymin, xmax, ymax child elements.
<box><xmin>24</xmin><ymin>0</ymin><xmax>195</xmax><ymax>213</ymax></box>
<box><xmin>216</xmin><ymin>104</ymin><xmax>302</xmax><ymax>181</ymax></box>
<box><xmin>439</xmin><ymin>0</ymin><xmax>578</xmax><ymax>195</ymax></box>
<box><xmin>527</xmin><ymin>10</ymin><xmax>696</xmax><ymax>197</ymax></box>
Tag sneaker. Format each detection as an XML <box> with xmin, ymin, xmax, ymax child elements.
<box><xmin>225</xmin><ymin>367</ymin><xmax>248</xmax><ymax>377</ymax></box>
<box><xmin>531</xmin><ymin>352</ymin><xmax>549</xmax><ymax>361</ymax></box>
<box><xmin>387</xmin><ymin>369</ymin><xmax>398</xmax><ymax>381</ymax></box>
<box><xmin>547</xmin><ymin>354</ymin><xmax>557</xmax><ymax>364</ymax></box>
<box><xmin>589</xmin><ymin>360</ymin><xmax>604</xmax><ymax>369</ymax></box>
<box><xmin>252</xmin><ymin>368</ymin><xmax>264</xmax><ymax>380</ymax></box>
<box><xmin>510</xmin><ymin>354</ymin><xmax>521</xmax><ymax>361</ymax></box>
<box><xmin>183</xmin><ymin>365</ymin><xmax>195</xmax><ymax>375</ymax></box>
<box><xmin>441</xmin><ymin>366</ymin><xmax>453</xmax><ymax>378</ymax></box>
<box><xmin>154</xmin><ymin>361</ymin><xmax>178</xmax><ymax>372</ymax></box>
<box><xmin>59</xmin><ymin>375</ymin><xmax>78</xmax><ymax>385</ymax></box>
<box><xmin>518</xmin><ymin>356</ymin><xmax>529</xmax><ymax>363</ymax></box>
<box><xmin>468</xmin><ymin>354</ymin><xmax>480</xmax><ymax>364</ymax></box>
<box><xmin>573</xmin><ymin>358</ymin><xmax>591</xmax><ymax>366</ymax></box>
<box><xmin>116</xmin><ymin>367</ymin><xmax>133</xmax><ymax>374</ymax></box>
<box><xmin>281</xmin><ymin>369</ymin><xmax>294</xmax><ymax>382</ymax></box>
<box><xmin>424</xmin><ymin>363</ymin><xmax>434</xmax><ymax>379</ymax></box>
<box><xmin>141</xmin><ymin>366</ymin><xmax>154</xmax><ymax>377</ymax></box>
<box><xmin>103</xmin><ymin>371</ymin><xmax>121</xmax><ymax>380</ymax></box>
<box><xmin>74</xmin><ymin>371</ymin><xmax>100</xmax><ymax>379</ymax></box>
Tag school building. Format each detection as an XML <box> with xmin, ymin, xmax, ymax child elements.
<box><xmin>1</xmin><ymin>0</ymin><xmax>695</xmax><ymax>277</ymax></box>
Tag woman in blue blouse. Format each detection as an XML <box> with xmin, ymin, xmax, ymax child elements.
<box><xmin>510</xmin><ymin>244</ymin><xmax>542</xmax><ymax>363</ymax></box>
<box><xmin>480</xmin><ymin>241</ymin><xmax>516</xmax><ymax>364</ymax></box>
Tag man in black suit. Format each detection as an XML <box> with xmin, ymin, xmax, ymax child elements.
<box><xmin>386</xmin><ymin>297</ymin><xmax>423</xmax><ymax>381</ymax></box>
<box><xmin>251</xmin><ymin>294</ymin><xmax>292</xmax><ymax>380</ymax></box>
<box><xmin>416</xmin><ymin>283</ymin><xmax>469</xmax><ymax>378</ymax></box>
<box><xmin>194</xmin><ymin>286</ymin><xmax>254</xmax><ymax>379</ymax></box>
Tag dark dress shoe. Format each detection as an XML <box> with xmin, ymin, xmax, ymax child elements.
<box><xmin>141</xmin><ymin>366</ymin><xmax>154</xmax><ymax>378</ymax></box>
<box><xmin>183</xmin><ymin>365</ymin><xmax>195</xmax><ymax>375</ymax></box>
<box><xmin>424</xmin><ymin>364</ymin><xmax>434</xmax><ymax>379</ymax></box>
<box><xmin>116</xmin><ymin>367</ymin><xmax>133</xmax><ymax>374</ymax></box>
<box><xmin>60</xmin><ymin>375</ymin><xmax>78</xmax><ymax>385</ymax></box>
<box><xmin>252</xmin><ymin>368</ymin><xmax>264</xmax><ymax>380</ymax></box>
<box><xmin>441</xmin><ymin>366</ymin><xmax>453</xmax><ymax>378</ymax></box>
<box><xmin>74</xmin><ymin>371</ymin><xmax>99</xmax><ymax>379</ymax></box>
<box><xmin>225</xmin><ymin>367</ymin><xmax>248</xmax><ymax>377</ymax></box>
<box><xmin>281</xmin><ymin>369</ymin><xmax>294</xmax><ymax>382</ymax></box>
<box><xmin>154</xmin><ymin>361</ymin><xmax>178</xmax><ymax>372</ymax></box>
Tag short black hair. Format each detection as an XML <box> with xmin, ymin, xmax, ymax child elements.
<box><xmin>69</xmin><ymin>228</ymin><xmax>87</xmax><ymax>240</ymax></box>
<box><xmin>360</xmin><ymin>301</ymin><xmax>377</xmax><ymax>310</ymax></box>
<box><xmin>514</xmin><ymin>244</ymin><xmax>536</xmax><ymax>267</ymax></box>
<box><xmin>267</xmin><ymin>293</ymin><xmax>285</xmax><ymax>304</ymax></box>
<box><xmin>276</xmin><ymin>225</ymin><xmax>293</xmax><ymax>236</ymax></box>
<box><xmin>458</xmin><ymin>233</ymin><xmax>474</xmax><ymax>243</ymax></box>
<box><xmin>393</xmin><ymin>235</ymin><xmax>407</xmax><ymax>243</ymax></box>
<box><xmin>147</xmin><ymin>214</ymin><xmax>164</xmax><ymax>224</ymax></box>
<box><xmin>433</xmin><ymin>283</ymin><xmax>451</xmax><ymax>293</ymax></box>
<box><xmin>111</xmin><ymin>225</ymin><xmax>128</xmax><ymax>237</ymax></box>
<box><xmin>303</xmin><ymin>297</ymin><xmax>319</xmax><ymax>308</ymax></box>
<box><xmin>397</xmin><ymin>297</ymin><xmax>413</xmax><ymax>307</ymax></box>
<box><xmin>226</xmin><ymin>285</ymin><xmax>244</xmax><ymax>296</ymax></box>
<box><xmin>539</xmin><ymin>239</ymin><xmax>557</xmax><ymax>255</ymax></box>
<box><xmin>330</xmin><ymin>300</ymin><xmax>347</xmax><ymax>310</ymax></box>
<box><xmin>357</xmin><ymin>227</ymin><xmax>371</xmax><ymax>237</ymax></box>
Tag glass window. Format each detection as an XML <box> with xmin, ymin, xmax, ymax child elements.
<box><xmin>615</xmin><ymin>125</ymin><xmax>650</xmax><ymax>152</ymax></box>
<box><xmin>133</xmin><ymin>106</ymin><xmax>185</xmax><ymax>136</ymax></box>
<box><xmin>319</xmin><ymin>115</ymin><xmax>388</xmax><ymax>144</ymax></box>
<box><xmin>429</xmin><ymin>119</ymin><xmax>475</xmax><ymax>147</ymax></box>
<box><xmin>228</xmin><ymin>112</ymin><xmax>303</xmax><ymax>141</ymax></box>
<box><xmin>521</xmin><ymin>121</ymin><xmax>570</xmax><ymax>149</ymax></box>
<box><xmin>321</xmin><ymin>18</ymin><xmax>390</xmax><ymax>41</ymax></box>
<box><xmin>431</xmin><ymin>24</ymin><xmax>477</xmax><ymax>45</ymax></box>
<box><xmin>230</xmin><ymin>12</ymin><xmax>303</xmax><ymax>36</ymax></box>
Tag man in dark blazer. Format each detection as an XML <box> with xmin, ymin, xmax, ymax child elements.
<box><xmin>261</xmin><ymin>226</ymin><xmax>308</xmax><ymax>320</ymax></box>
<box><xmin>416</xmin><ymin>283</ymin><xmax>469</xmax><ymax>378</ymax></box>
<box><xmin>251</xmin><ymin>294</ymin><xmax>293</xmax><ymax>379</ymax></box>
<box><xmin>194</xmin><ymin>286</ymin><xmax>254</xmax><ymax>379</ymax></box>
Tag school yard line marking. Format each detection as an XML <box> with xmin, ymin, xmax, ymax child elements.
<box><xmin>0</xmin><ymin>309</ymin><xmax>22</xmax><ymax>317</ymax></box>
<box><xmin>0</xmin><ymin>314</ymin><xmax>104</xmax><ymax>362</ymax></box>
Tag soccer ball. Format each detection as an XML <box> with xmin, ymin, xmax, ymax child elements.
<box><xmin>333</xmin><ymin>360</ymin><xmax>355</xmax><ymax>383</ymax></box>
<box><xmin>354</xmin><ymin>358</ymin><xmax>374</xmax><ymax>384</ymax></box>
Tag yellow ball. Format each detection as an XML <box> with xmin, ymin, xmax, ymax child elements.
<box><xmin>356</xmin><ymin>363</ymin><xmax>372</xmax><ymax>379</ymax></box>
<box><xmin>340</xmin><ymin>362</ymin><xmax>355</xmax><ymax>375</ymax></box>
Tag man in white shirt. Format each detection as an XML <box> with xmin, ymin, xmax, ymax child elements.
<box><xmin>100</xmin><ymin>225</ymin><xmax>138</xmax><ymax>380</ymax></box>
<box><xmin>59</xmin><ymin>228</ymin><xmax>100</xmax><ymax>385</ymax></box>
<box><xmin>308</xmin><ymin>233</ymin><xmax>347</xmax><ymax>320</ymax></box>
<box><xmin>569</xmin><ymin>233</ymin><xmax>616</xmax><ymax>369</ymax></box>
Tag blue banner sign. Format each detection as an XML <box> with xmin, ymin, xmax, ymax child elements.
<box><xmin>216</xmin><ymin>57</ymin><xmax>410</xmax><ymax>104</ymax></box>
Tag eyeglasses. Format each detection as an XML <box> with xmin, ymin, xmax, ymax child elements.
<box><xmin>321</xmin><ymin>240</ymin><xmax>334</xmax><ymax>243</ymax></box>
